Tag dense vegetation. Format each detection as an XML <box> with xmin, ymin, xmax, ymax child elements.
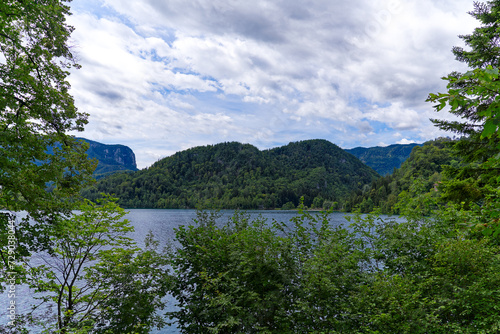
<box><xmin>346</xmin><ymin>143</ymin><xmax>421</xmax><ymax>176</ymax></box>
<box><xmin>345</xmin><ymin>138</ymin><xmax>458</xmax><ymax>213</ymax></box>
<box><xmin>82</xmin><ymin>139</ymin><xmax>379</xmax><ymax>209</ymax></box>
<box><xmin>166</xmin><ymin>201</ymin><xmax>500</xmax><ymax>333</ymax></box>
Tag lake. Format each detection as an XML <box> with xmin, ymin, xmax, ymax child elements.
<box><xmin>1</xmin><ymin>209</ymin><xmax>398</xmax><ymax>333</ymax></box>
<box><xmin>125</xmin><ymin>209</ymin><xmax>357</xmax><ymax>248</ymax></box>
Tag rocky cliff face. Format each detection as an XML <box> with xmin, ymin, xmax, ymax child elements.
<box><xmin>77</xmin><ymin>138</ymin><xmax>138</xmax><ymax>178</ymax></box>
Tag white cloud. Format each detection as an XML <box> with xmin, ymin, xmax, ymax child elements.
<box><xmin>67</xmin><ymin>0</ymin><xmax>479</xmax><ymax>168</ymax></box>
<box><xmin>397</xmin><ymin>138</ymin><xmax>417</xmax><ymax>145</ymax></box>
<box><xmin>365</xmin><ymin>102</ymin><xmax>421</xmax><ymax>130</ymax></box>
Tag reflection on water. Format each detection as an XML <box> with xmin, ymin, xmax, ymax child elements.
<box><xmin>1</xmin><ymin>209</ymin><xmax>398</xmax><ymax>333</ymax></box>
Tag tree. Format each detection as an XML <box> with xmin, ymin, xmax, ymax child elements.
<box><xmin>355</xmin><ymin>230</ymin><xmax>500</xmax><ymax>333</ymax></box>
<box><xmin>0</xmin><ymin>0</ymin><xmax>94</xmax><ymax>214</ymax></box>
<box><xmin>168</xmin><ymin>211</ymin><xmax>296</xmax><ymax>333</ymax></box>
<box><xmin>427</xmin><ymin>1</ymin><xmax>500</xmax><ymax>208</ymax></box>
<box><xmin>0</xmin><ymin>2</ymin><xmax>172</xmax><ymax>332</ymax></box>
<box><xmin>5</xmin><ymin>197</ymin><xmax>171</xmax><ymax>333</ymax></box>
<box><xmin>429</xmin><ymin>0</ymin><xmax>500</xmax><ymax>163</ymax></box>
<box><xmin>0</xmin><ymin>0</ymin><xmax>95</xmax><ymax>290</ymax></box>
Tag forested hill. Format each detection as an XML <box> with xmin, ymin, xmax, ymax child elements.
<box><xmin>345</xmin><ymin>143</ymin><xmax>422</xmax><ymax>176</ymax></box>
<box><xmin>344</xmin><ymin>138</ymin><xmax>457</xmax><ymax>213</ymax></box>
<box><xmin>82</xmin><ymin>139</ymin><xmax>379</xmax><ymax>209</ymax></box>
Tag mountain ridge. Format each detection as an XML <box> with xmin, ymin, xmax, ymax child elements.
<box><xmin>345</xmin><ymin>143</ymin><xmax>422</xmax><ymax>176</ymax></box>
<box><xmin>82</xmin><ymin>139</ymin><xmax>380</xmax><ymax>209</ymax></box>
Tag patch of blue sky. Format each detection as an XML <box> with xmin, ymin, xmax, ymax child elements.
<box><xmin>71</xmin><ymin>0</ymin><xmax>123</xmax><ymax>21</ymax></box>
<box><xmin>71</xmin><ymin>0</ymin><xmax>176</xmax><ymax>43</ymax></box>
<box><xmin>360</xmin><ymin>120</ymin><xmax>391</xmax><ymax>133</ymax></box>
<box><xmin>137</xmin><ymin>28</ymin><xmax>177</xmax><ymax>46</ymax></box>
<box><xmin>148</xmin><ymin>82</ymin><xmax>172</xmax><ymax>96</ymax></box>
<box><xmin>348</xmin><ymin>96</ymin><xmax>372</xmax><ymax>111</ymax></box>
<box><xmin>348</xmin><ymin>96</ymin><xmax>392</xmax><ymax>111</ymax></box>
<box><xmin>135</xmin><ymin>48</ymin><xmax>174</xmax><ymax>65</ymax></box>
<box><xmin>146</xmin><ymin>73</ymin><xmax>222</xmax><ymax>101</ymax></box>
<box><xmin>188</xmin><ymin>91</ymin><xmax>258</xmax><ymax>115</ymax></box>
<box><xmin>372</xmin><ymin>101</ymin><xmax>392</xmax><ymax>109</ymax></box>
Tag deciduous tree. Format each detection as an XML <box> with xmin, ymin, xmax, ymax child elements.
<box><xmin>0</xmin><ymin>0</ymin><xmax>95</xmax><ymax>290</ymax></box>
<box><xmin>6</xmin><ymin>198</ymin><xmax>171</xmax><ymax>333</ymax></box>
<box><xmin>0</xmin><ymin>0</ymin><xmax>94</xmax><ymax>215</ymax></box>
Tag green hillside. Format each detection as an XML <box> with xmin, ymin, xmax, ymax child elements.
<box><xmin>344</xmin><ymin>138</ymin><xmax>458</xmax><ymax>213</ymax></box>
<box><xmin>345</xmin><ymin>143</ymin><xmax>422</xmax><ymax>176</ymax></box>
<box><xmin>82</xmin><ymin>139</ymin><xmax>379</xmax><ymax>209</ymax></box>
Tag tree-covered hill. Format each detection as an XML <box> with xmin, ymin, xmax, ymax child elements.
<box><xmin>82</xmin><ymin>139</ymin><xmax>379</xmax><ymax>209</ymax></box>
<box><xmin>344</xmin><ymin>138</ymin><xmax>458</xmax><ymax>213</ymax></box>
<box><xmin>345</xmin><ymin>143</ymin><xmax>422</xmax><ymax>176</ymax></box>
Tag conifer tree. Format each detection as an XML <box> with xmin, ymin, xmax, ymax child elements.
<box><xmin>428</xmin><ymin>0</ymin><xmax>500</xmax><ymax>206</ymax></box>
<box><xmin>429</xmin><ymin>0</ymin><xmax>500</xmax><ymax>163</ymax></box>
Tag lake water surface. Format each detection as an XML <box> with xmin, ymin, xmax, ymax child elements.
<box><xmin>126</xmin><ymin>209</ymin><xmax>355</xmax><ymax>248</ymax></box>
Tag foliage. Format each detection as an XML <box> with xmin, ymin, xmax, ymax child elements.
<box><xmin>427</xmin><ymin>1</ymin><xmax>500</xmax><ymax>207</ymax></box>
<box><xmin>168</xmin><ymin>211</ymin><xmax>295</xmax><ymax>333</ymax></box>
<box><xmin>0</xmin><ymin>0</ymin><xmax>94</xmax><ymax>216</ymax></box>
<box><xmin>349</xmin><ymin>190</ymin><xmax>500</xmax><ymax>334</ymax></box>
<box><xmin>2</xmin><ymin>197</ymin><xmax>170</xmax><ymax>333</ymax></box>
<box><xmin>0</xmin><ymin>0</ymin><xmax>96</xmax><ymax>294</ymax></box>
<box><xmin>166</xmin><ymin>190</ymin><xmax>500</xmax><ymax>333</ymax></box>
<box><xmin>350</xmin><ymin>1</ymin><xmax>500</xmax><ymax>215</ymax></box>
<box><xmin>429</xmin><ymin>0</ymin><xmax>500</xmax><ymax>153</ymax></box>
<box><xmin>83</xmin><ymin>140</ymin><xmax>379</xmax><ymax>209</ymax></box>
<box><xmin>3</xmin><ymin>1</ymin><xmax>500</xmax><ymax>333</ymax></box>
<box><xmin>0</xmin><ymin>3</ymin><xmax>170</xmax><ymax>332</ymax></box>
<box><xmin>167</xmin><ymin>204</ymin><xmax>372</xmax><ymax>333</ymax></box>
<box><xmin>344</xmin><ymin>138</ymin><xmax>456</xmax><ymax>213</ymax></box>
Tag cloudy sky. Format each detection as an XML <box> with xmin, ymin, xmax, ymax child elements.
<box><xmin>67</xmin><ymin>0</ymin><xmax>478</xmax><ymax>168</ymax></box>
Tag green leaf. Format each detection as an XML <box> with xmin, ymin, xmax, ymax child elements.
<box><xmin>481</xmin><ymin>119</ymin><xmax>498</xmax><ymax>139</ymax></box>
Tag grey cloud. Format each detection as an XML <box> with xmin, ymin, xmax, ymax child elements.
<box><xmin>83</xmin><ymin>78</ymin><xmax>125</xmax><ymax>102</ymax></box>
<box><xmin>357</xmin><ymin>121</ymin><xmax>374</xmax><ymax>133</ymax></box>
<box><xmin>95</xmin><ymin>89</ymin><xmax>123</xmax><ymax>101</ymax></box>
<box><xmin>140</xmin><ymin>0</ymin><xmax>288</xmax><ymax>42</ymax></box>
<box><xmin>135</xmin><ymin>0</ymin><xmax>373</xmax><ymax>44</ymax></box>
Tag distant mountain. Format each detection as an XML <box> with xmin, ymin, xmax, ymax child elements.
<box><xmin>77</xmin><ymin>138</ymin><xmax>138</xmax><ymax>179</ymax></box>
<box><xmin>82</xmin><ymin>139</ymin><xmax>379</xmax><ymax>209</ymax></box>
<box><xmin>346</xmin><ymin>143</ymin><xmax>422</xmax><ymax>176</ymax></box>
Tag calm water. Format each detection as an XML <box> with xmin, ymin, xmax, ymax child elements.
<box><xmin>1</xmin><ymin>209</ymin><xmax>394</xmax><ymax>333</ymax></box>
<box><xmin>126</xmin><ymin>209</ymin><xmax>355</xmax><ymax>248</ymax></box>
